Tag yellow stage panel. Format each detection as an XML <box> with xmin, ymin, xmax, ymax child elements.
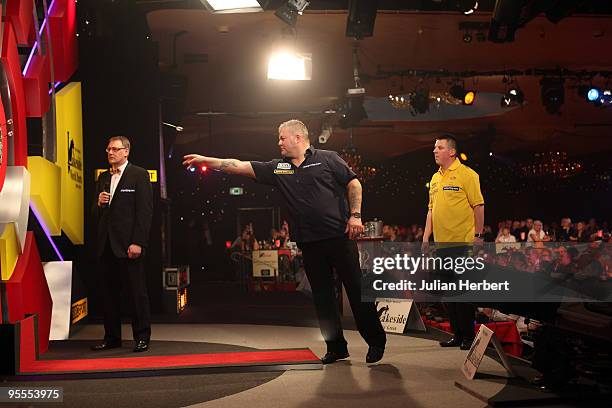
<box><xmin>28</xmin><ymin>156</ymin><xmax>61</xmax><ymax>236</ymax></box>
<box><xmin>55</xmin><ymin>83</ymin><xmax>84</xmax><ymax>244</ymax></box>
<box><xmin>0</xmin><ymin>223</ymin><xmax>20</xmax><ymax>280</ymax></box>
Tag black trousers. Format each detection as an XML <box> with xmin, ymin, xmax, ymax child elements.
<box><xmin>445</xmin><ymin>302</ymin><xmax>476</xmax><ymax>340</ymax></box>
<box><xmin>100</xmin><ymin>240</ymin><xmax>151</xmax><ymax>342</ymax></box>
<box><xmin>300</xmin><ymin>237</ymin><xmax>386</xmax><ymax>353</ymax></box>
<box><xmin>436</xmin><ymin>245</ymin><xmax>476</xmax><ymax>341</ymax></box>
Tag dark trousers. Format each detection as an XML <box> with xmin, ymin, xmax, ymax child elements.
<box><xmin>100</xmin><ymin>240</ymin><xmax>151</xmax><ymax>342</ymax></box>
<box><xmin>300</xmin><ymin>237</ymin><xmax>386</xmax><ymax>353</ymax></box>
<box><xmin>436</xmin><ymin>245</ymin><xmax>476</xmax><ymax>340</ymax></box>
<box><xmin>446</xmin><ymin>302</ymin><xmax>476</xmax><ymax>340</ymax></box>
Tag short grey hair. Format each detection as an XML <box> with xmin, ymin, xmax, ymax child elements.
<box><xmin>278</xmin><ymin>119</ymin><xmax>309</xmax><ymax>141</ymax></box>
<box><xmin>108</xmin><ymin>136</ymin><xmax>131</xmax><ymax>150</ymax></box>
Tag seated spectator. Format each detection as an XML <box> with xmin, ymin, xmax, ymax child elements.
<box><xmin>232</xmin><ymin>223</ymin><xmax>259</xmax><ymax>251</ymax></box>
<box><xmin>496</xmin><ymin>227</ymin><xmax>517</xmax><ymax>243</ymax></box>
<box><xmin>510</xmin><ymin>251</ymin><xmax>528</xmax><ymax>271</ymax></box>
<box><xmin>382</xmin><ymin>224</ymin><xmax>397</xmax><ymax>241</ymax></box>
<box><xmin>528</xmin><ymin>220</ymin><xmax>550</xmax><ymax>246</ymax></box>
<box><xmin>397</xmin><ymin>226</ymin><xmax>410</xmax><ymax>242</ymax></box>
<box><xmin>517</xmin><ymin>219</ymin><xmax>530</xmax><ymax>242</ymax></box>
<box><xmin>414</xmin><ymin>226</ymin><xmax>424</xmax><ymax>242</ymax></box>
<box><xmin>549</xmin><ymin>246</ymin><xmax>576</xmax><ymax>280</ymax></box>
<box><xmin>540</xmin><ymin>248</ymin><xmax>553</xmax><ymax>263</ymax></box>
<box><xmin>525</xmin><ymin>247</ymin><xmax>541</xmax><ymax>272</ymax></box>
<box><xmin>573</xmin><ymin>243</ymin><xmax>604</xmax><ymax>281</ymax></box>
<box><xmin>558</xmin><ymin>217</ymin><xmax>575</xmax><ymax>242</ymax></box>
<box><xmin>570</xmin><ymin>221</ymin><xmax>591</xmax><ymax>242</ymax></box>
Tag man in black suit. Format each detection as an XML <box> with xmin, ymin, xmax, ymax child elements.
<box><xmin>92</xmin><ymin>136</ymin><xmax>153</xmax><ymax>353</ymax></box>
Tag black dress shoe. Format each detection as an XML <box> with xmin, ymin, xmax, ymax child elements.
<box><xmin>366</xmin><ymin>346</ymin><xmax>385</xmax><ymax>364</ymax></box>
<box><xmin>460</xmin><ymin>338</ymin><xmax>475</xmax><ymax>350</ymax></box>
<box><xmin>439</xmin><ymin>337</ymin><xmax>462</xmax><ymax>347</ymax></box>
<box><xmin>133</xmin><ymin>340</ymin><xmax>149</xmax><ymax>352</ymax></box>
<box><xmin>320</xmin><ymin>350</ymin><xmax>349</xmax><ymax>364</ymax></box>
<box><xmin>90</xmin><ymin>341</ymin><xmax>121</xmax><ymax>351</ymax></box>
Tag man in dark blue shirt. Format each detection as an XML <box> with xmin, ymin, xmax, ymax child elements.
<box><xmin>183</xmin><ymin>120</ymin><xmax>386</xmax><ymax>364</ymax></box>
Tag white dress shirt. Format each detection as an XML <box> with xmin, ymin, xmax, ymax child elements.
<box><xmin>109</xmin><ymin>161</ymin><xmax>128</xmax><ymax>203</ymax></box>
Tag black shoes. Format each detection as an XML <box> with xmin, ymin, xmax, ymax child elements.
<box><xmin>366</xmin><ymin>346</ymin><xmax>385</xmax><ymax>364</ymax></box>
<box><xmin>320</xmin><ymin>347</ymin><xmax>385</xmax><ymax>364</ymax></box>
<box><xmin>439</xmin><ymin>337</ymin><xmax>462</xmax><ymax>347</ymax></box>
<box><xmin>91</xmin><ymin>340</ymin><xmax>149</xmax><ymax>352</ymax></box>
<box><xmin>133</xmin><ymin>340</ymin><xmax>150</xmax><ymax>353</ymax></box>
<box><xmin>320</xmin><ymin>350</ymin><xmax>350</xmax><ymax>364</ymax></box>
<box><xmin>460</xmin><ymin>338</ymin><xmax>475</xmax><ymax>350</ymax></box>
<box><xmin>90</xmin><ymin>341</ymin><xmax>121</xmax><ymax>351</ymax></box>
<box><xmin>439</xmin><ymin>337</ymin><xmax>474</xmax><ymax>350</ymax></box>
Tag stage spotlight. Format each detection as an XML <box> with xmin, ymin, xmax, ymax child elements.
<box><xmin>540</xmin><ymin>77</ymin><xmax>564</xmax><ymax>114</ymax></box>
<box><xmin>201</xmin><ymin>166</ymin><xmax>208</xmax><ymax>172</ymax></box>
<box><xmin>458</xmin><ymin>1</ymin><xmax>479</xmax><ymax>15</ymax></box>
<box><xmin>489</xmin><ymin>152</ymin><xmax>493</xmax><ymax>156</ymax></box>
<box><xmin>587</xmin><ymin>88</ymin><xmax>600</xmax><ymax>101</ymax></box>
<box><xmin>463</xmin><ymin>90</ymin><xmax>475</xmax><ymax>105</ymax></box>
<box><xmin>274</xmin><ymin>0</ymin><xmax>310</xmax><ymax>27</ymax></box>
<box><xmin>578</xmin><ymin>85</ymin><xmax>601</xmax><ymax>104</ymax></box>
<box><xmin>460</xmin><ymin>152</ymin><xmax>468</xmax><ymax>161</ymax></box>
<box><xmin>501</xmin><ymin>87</ymin><xmax>524</xmax><ymax>107</ymax></box>
<box><xmin>449</xmin><ymin>84</ymin><xmax>475</xmax><ymax>105</ymax></box>
<box><xmin>189</xmin><ymin>167</ymin><xmax>196</xmax><ymax>173</ymax></box>
<box><xmin>600</xmin><ymin>89</ymin><xmax>612</xmax><ymax>106</ymax></box>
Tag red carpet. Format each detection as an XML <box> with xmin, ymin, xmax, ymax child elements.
<box><xmin>14</xmin><ymin>315</ymin><xmax>321</xmax><ymax>376</ymax></box>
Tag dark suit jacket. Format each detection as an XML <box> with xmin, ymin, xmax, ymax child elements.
<box><xmin>95</xmin><ymin>163</ymin><xmax>153</xmax><ymax>258</ymax></box>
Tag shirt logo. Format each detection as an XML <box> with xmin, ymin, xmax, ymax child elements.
<box><xmin>274</xmin><ymin>169</ymin><xmax>295</xmax><ymax>175</ymax></box>
<box><xmin>120</xmin><ymin>188</ymin><xmax>136</xmax><ymax>193</ymax></box>
<box><xmin>276</xmin><ymin>162</ymin><xmax>291</xmax><ymax>170</ymax></box>
<box><xmin>443</xmin><ymin>186</ymin><xmax>460</xmax><ymax>191</ymax></box>
<box><xmin>302</xmin><ymin>162</ymin><xmax>321</xmax><ymax>168</ymax></box>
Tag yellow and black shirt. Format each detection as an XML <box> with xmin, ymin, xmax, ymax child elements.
<box><xmin>428</xmin><ymin>158</ymin><xmax>484</xmax><ymax>243</ymax></box>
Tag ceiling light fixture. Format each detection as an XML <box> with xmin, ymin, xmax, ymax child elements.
<box><xmin>201</xmin><ymin>0</ymin><xmax>263</xmax><ymax>13</ymax></box>
<box><xmin>274</xmin><ymin>0</ymin><xmax>310</xmax><ymax>27</ymax></box>
<box><xmin>267</xmin><ymin>51</ymin><xmax>312</xmax><ymax>80</ymax></box>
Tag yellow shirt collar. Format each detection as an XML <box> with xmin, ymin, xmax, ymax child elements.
<box><xmin>438</xmin><ymin>158</ymin><xmax>461</xmax><ymax>175</ymax></box>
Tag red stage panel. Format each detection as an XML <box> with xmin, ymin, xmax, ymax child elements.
<box><xmin>4</xmin><ymin>233</ymin><xmax>52</xmax><ymax>354</ymax></box>
<box><xmin>0</xmin><ymin>92</ymin><xmax>7</xmax><ymax>192</ymax></box>
<box><xmin>22</xmin><ymin>349</ymin><xmax>320</xmax><ymax>374</ymax></box>
<box><xmin>49</xmin><ymin>0</ymin><xmax>78</xmax><ymax>82</ymax></box>
<box><xmin>5</xmin><ymin>0</ymin><xmax>34</xmax><ymax>45</ymax></box>
<box><xmin>0</xmin><ymin>23</ymin><xmax>29</xmax><ymax>166</ymax></box>
<box><xmin>24</xmin><ymin>53</ymin><xmax>51</xmax><ymax>117</ymax></box>
<box><xmin>9</xmin><ymin>316</ymin><xmax>321</xmax><ymax>376</ymax></box>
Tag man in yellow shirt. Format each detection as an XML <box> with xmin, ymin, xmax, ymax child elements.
<box><xmin>422</xmin><ymin>134</ymin><xmax>485</xmax><ymax>350</ymax></box>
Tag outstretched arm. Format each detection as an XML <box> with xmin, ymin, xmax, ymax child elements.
<box><xmin>183</xmin><ymin>154</ymin><xmax>255</xmax><ymax>178</ymax></box>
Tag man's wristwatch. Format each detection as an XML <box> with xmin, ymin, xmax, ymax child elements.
<box><xmin>474</xmin><ymin>233</ymin><xmax>484</xmax><ymax>239</ymax></box>
<box><xmin>350</xmin><ymin>212</ymin><xmax>361</xmax><ymax>219</ymax></box>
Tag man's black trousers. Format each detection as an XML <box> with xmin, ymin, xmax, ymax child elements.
<box><xmin>300</xmin><ymin>237</ymin><xmax>386</xmax><ymax>353</ymax></box>
<box><xmin>100</xmin><ymin>240</ymin><xmax>151</xmax><ymax>343</ymax></box>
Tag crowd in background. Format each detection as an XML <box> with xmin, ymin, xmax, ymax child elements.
<box><xmin>381</xmin><ymin>217</ymin><xmax>611</xmax><ymax>243</ymax></box>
